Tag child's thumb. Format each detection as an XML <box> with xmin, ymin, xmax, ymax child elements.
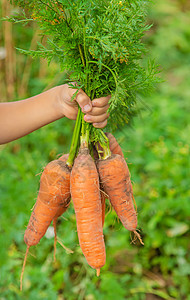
<box><xmin>75</xmin><ymin>91</ymin><xmax>92</xmax><ymax>113</ymax></box>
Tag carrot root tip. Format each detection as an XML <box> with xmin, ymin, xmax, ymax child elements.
<box><xmin>133</xmin><ymin>230</ymin><xmax>144</xmax><ymax>245</ymax></box>
<box><xmin>57</xmin><ymin>238</ymin><xmax>74</xmax><ymax>254</ymax></box>
<box><xmin>20</xmin><ymin>245</ymin><xmax>30</xmax><ymax>291</ymax></box>
<box><xmin>96</xmin><ymin>268</ymin><xmax>101</xmax><ymax>277</ymax></box>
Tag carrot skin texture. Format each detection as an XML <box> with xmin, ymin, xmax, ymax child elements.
<box><xmin>21</xmin><ymin>155</ymin><xmax>71</xmax><ymax>290</ymax></box>
<box><xmin>106</xmin><ymin>133</ymin><xmax>136</xmax><ymax>208</ymax></box>
<box><xmin>55</xmin><ymin>154</ymin><xmax>71</xmax><ymax>218</ymax></box>
<box><xmin>96</xmin><ymin>132</ymin><xmax>124</xmax><ymax>226</ymax></box>
<box><xmin>24</xmin><ymin>156</ymin><xmax>71</xmax><ymax>247</ymax></box>
<box><xmin>71</xmin><ymin>148</ymin><xmax>106</xmax><ymax>269</ymax></box>
<box><xmin>97</xmin><ymin>154</ymin><xmax>137</xmax><ymax>231</ymax></box>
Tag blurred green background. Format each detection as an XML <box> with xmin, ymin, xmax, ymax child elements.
<box><xmin>0</xmin><ymin>0</ymin><xmax>190</xmax><ymax>299</ymax></box>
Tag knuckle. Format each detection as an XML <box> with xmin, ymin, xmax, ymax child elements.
<box><xmin>92</xmin><ymin>98</ymin><xmax>104</xmax><ymax>107</ymax></box>
<box><xmin>76</xmin><ymin>92</ymin><xmax>86</xmax><ymax>104</ymax></box>
<box><xmin>102</xmin><ymin>105</ymin><xmax>109</xmax><ymax>113</ymax></box>
<box><xmin>92</xmin><ymin>95</ymin><xmax>111</xmax><ymax>107</ymax></box>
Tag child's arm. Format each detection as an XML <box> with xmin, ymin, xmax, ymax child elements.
<box><xmin>0</xmin><ymin>84</ymin><xmax>110</xmax><ymax>145</ymax></box>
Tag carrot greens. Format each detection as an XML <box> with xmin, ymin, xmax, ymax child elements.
<box><xmin>9</xmin><ymin>0</ymin><xmax>160</xmax><ymax>161</ymax></box>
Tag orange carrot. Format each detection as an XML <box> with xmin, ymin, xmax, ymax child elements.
<box><xmin>106</xmin><ymin>132</ymin><xmax>136</xmax><ymax>201</ymax></box>
<box><xmin>97</xmin><ymin>154</ymin><xmax>137</xmax><ymax>232</ymax></box>
<box><xmin>70</xmin><ymin>148</ymin><xmax>106</xmax><ymax>273</ymax></box>
<box><xmin>24</xmin><ymin>158</ymin><xmax>70</xmax><ymax>247</ymax></box>
<box><xmin>94</xmin><ymin>133</ymin><xmax>124</xmax><ymax>226</ymax></box>
<box><xmin>91</xmin><ymin>146</ymin><xmax>106</xmax><ymax>226</ymax></box>
<box><xmin>50</xmin><ymin>154</ymin><xmax>71</xmax><ymax>260</ymax></box>
<box><xmin>20</xmin><ymin>156</ymin><xmax>71</xmax><ymax>290</ymax></box>
<box><xmin>104</xmin><ymin>135</ymin><xmax>142</xmax><ymax>243</ymax></box>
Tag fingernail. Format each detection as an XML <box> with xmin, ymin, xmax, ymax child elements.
<box><xmin>84</xmin><ymin>115</ymin><xmax>91</xmax><ymax>121</ymax></box>
<box><xmin>83</xmin><ymin>104</ymin><xmax>91</xmax><ymax>112</ymax></box>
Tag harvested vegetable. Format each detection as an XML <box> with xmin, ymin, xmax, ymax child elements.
<box><xmin>97</xmin><ymin>154</ymin><xmax>137</xmax><ymax>232</ymax></box>
<box><xmin>24</xmin><ymin>158</ymin><xmax>70</xmax><ymax>247</ymax></box>
<box><xmin>20</xmin><ymin>157</ymin><xmax>71</xmax><ymax>290</ymax></box>
<box><xmin>71</xmin><ymin>147</ymin><xmax>106</xmax><ymax>274</ymax></box>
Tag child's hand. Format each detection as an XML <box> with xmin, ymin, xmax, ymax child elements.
<box><xmin>57</xmin><ymin>84</ymin><xmax>110</xmax><ymax>129</ymax></box>
<box><xmin>0</xmin><ymin>84</ymin><xmax>110</xmax><ymax>144</ymax></box>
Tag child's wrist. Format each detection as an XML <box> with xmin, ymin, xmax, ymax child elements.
<box><xmin>52</xmin><ymin>85</ymin><xmax>66</xmax><ymax>119</ymax></box>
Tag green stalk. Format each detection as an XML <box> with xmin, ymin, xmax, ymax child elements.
<box><xmin>96</xmin><ymin>130</ymin><xmax>111</xmax><ymax>160</ymax></box>
<box><xmin>80</xmin><ymin>115</ymin><xmax>90</xmax><ymax>149</ymax></box>
<box><xmin>66</xmin><ymin>108</ymin><xmax>82</xmax><ymax>167</ymax></box>
<box><xmin>67</xmin><ymin>39</ymin><xmax>111</xmax><ymax>161</ymax></box>
<box><xmin>101</xmin><ymin>144</ymin><xmax>111</xmax><ymax>160</ymax></box>
<box><xmin>78</xmin><ymin>45</ymin><xmax>86</xmax><ymax>67</ymax></box>
<box><xmin>67</xmin><ymin>40</ymin><xmax>87</xmax><ymax>166</ymax></box>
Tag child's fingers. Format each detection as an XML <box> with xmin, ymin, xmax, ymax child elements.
<box><xmin>93</xmin><ymin>120</ymin><xmax>108</xmax><ymax>129</ymax></box>
<box><xmin>84</xmin><ymin>112</ymin><xmax>109</xmax><ymax>123</ymax></box>
<box><xmin>89</xmin><ymin>105</ymin><xmax>109</xmax><ymax>116</ymax></box>
<box><xmin>92</xmin><ymin>95</ymin><xmax>111</xmax><ymax>107</ymax></box>
<box><xmin>75</xmin><ymin>90</ymin><xmax>92</xmax><ymax>113</ymax></box>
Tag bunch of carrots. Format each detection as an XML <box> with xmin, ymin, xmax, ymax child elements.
<box><xmin>20</xmin><ymin>115</ymin><xmax>143</xmax><ymax>290</ymax></box>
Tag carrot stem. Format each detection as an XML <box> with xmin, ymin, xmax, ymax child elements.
<box><xmin>100</xmin><ymin>131</ymin><xmax>111</xmax><ymax>159</ymax></box>
<box><xmin>95</xmin><ymin>131</ymin><xmax>111</xmax><ymax>160</ymax></box>
<box><xmin>67</xmin><ymin>108</ymin><xmax>82</xmax><ymax>167</ymax></box>
<box><xmin>81</xmin><ymin>125</ymin><xmax>90</xmax><ymax>148</ymax></box>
